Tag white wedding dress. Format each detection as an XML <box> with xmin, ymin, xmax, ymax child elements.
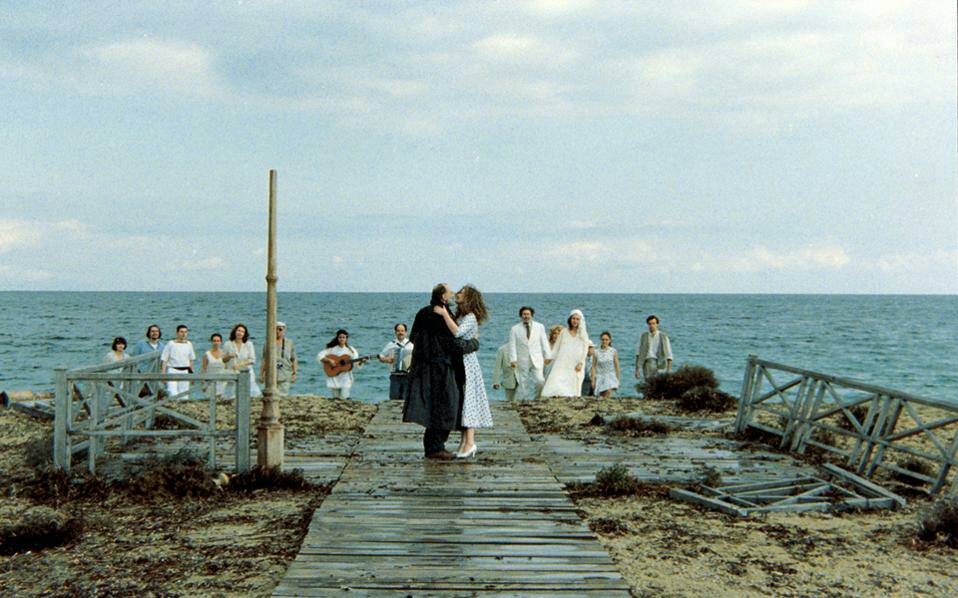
<box><xmin>541</xmin><ymin>326</ymin><xmax>590</xmax><ymax>398</ymax></box>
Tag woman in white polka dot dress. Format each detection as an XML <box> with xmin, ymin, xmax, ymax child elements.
<box><xmin>435</xmin><ymin>285</ymin><xmax>492</xmax><ymax>459</ymax></box>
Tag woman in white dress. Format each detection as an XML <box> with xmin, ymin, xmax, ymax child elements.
<box><xmin>201</xmin><ymin>333</ymin><xmax>228</xmax><ymax>397</ymax></box>
<box><xmin>541</xmin><ymin>309</ymin><xmax>591</xmax><ymax>398</ymax></box>
<box><xmin>317</xmin><ymin>329</ymin><xmax>364</xmax><ymax>399</ymax></box>
<box><xmin>592</xmin><ymin>331</ymin><xmax>621</xmax><ymax>397</ymax></box>
<box><xmin>223</xmin><ymin>323</ymin><xmax>262</xmax><ymax>398</ymax></box>
<box><xmin>435</xmin><ymin>285</ymin><xmax>492</xmax><ymax>459</ymax></box>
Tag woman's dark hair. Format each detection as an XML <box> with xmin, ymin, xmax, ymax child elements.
<box><xmin>519</xmin><ymin>306</ymin><xmax>534</xmax><ymax>317</ymax></box>
<box><xmin>210</xmin><ymin>333</ymin><xmax>222</xmax><ymax>342</ymax></box>
<box><xmin>326</xmin><ymin>329</ymin><xmax>353</xmax><ymax>349</ymax></box>
<box><xmin>229</xmin><ymin>323</ymin><xmax>250</xmax><ymax>342</ymax></box>
<box><xmin>111</xmin><ymin>336</ymin><xmax>127</xmax><ymax>351</ymax></box>
<box><xmin>567</xmin><ymin>314</ymin><xmax>582</xmax><ymax>329</ymax></box>
<box><xmin>145</xmin><ymin>324</ymin><xmax>162</xmax><ymax>338</ymax></box>
<box><xmin>455</xmin><ymin>285</ymin><xmax>488</xmax><ymax>324</ymax></box>
<box><xmin>600</xmin><ymin>331</ymin><xmax>612</xmax><ymax>341</ymax></box>
<box><xmin>431</xmin><ymin>283</ymin><xmax>448</xmax><ymax>305</ymax></box>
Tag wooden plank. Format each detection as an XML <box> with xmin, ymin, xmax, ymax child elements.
<box><xmin>822</xmin><ymin>463</ymin><xmax>906</xmax><ymax>508</ymax></box>
<box><xmin>668</xmin><ymin>488</ymin><xmax>747</xmax><ymax>517</ymax></box>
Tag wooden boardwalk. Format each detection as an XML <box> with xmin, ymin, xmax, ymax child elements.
<box><xmin>273</xmin><ymin>400</ymin><xmax>630</xmax><ymax>596</ymax></box>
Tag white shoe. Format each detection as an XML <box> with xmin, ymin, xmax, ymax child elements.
<box><xmin>456</xmin><ymin>445</ymin><xmax>477</xmax><ymax>459</ymax></box>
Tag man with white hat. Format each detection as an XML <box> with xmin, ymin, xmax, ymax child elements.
<box><xmin>261</xmin><ymin>321</ymin><xmax>297</xmax><ymax>397</ymax></box>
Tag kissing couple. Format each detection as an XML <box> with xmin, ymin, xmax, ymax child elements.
<box><xmin>401</xmin><ymin>283</ymin><xmax>493</xmax><ymax>460</ymax></box>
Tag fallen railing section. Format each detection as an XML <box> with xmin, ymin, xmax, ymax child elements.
<box><xmin>734</xmin><ymin>355</ymin><xmax>958</xmax><ymax>495</ymax></box>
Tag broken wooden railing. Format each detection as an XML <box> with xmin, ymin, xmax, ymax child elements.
<box><xmin>734</xmin><ymin>355</ymin><xmax>958</xmax><ymax>495</ymax></box>
<box><xmin>52</xmin><ymin>351</ymin><xmax>251</xmax><ymax>475</ymax></box>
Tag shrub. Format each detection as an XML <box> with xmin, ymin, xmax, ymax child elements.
<box><xmin>126</xmin><ymin>450</ymin><xmax>217</xmax><ymax>499</ymax></box>
<box><xmin>0</xmin><ymin>506</ymin><xmax>83</xmax><ymax>555</ymax></box>
<box><xmin>638</xmin><ymin>365</ymin><xmax>718</xmax><ymax>400</ymax></box>
<box><xmin>23</xmin><ymin>433</ymin><xmax>54</xmax><ymax>470</ymax></box>
<box><xmin>677</xmin><ymin>386</ymin><xmax>737</xmax><ymax>413</ymax></box>
<box><xmin>589</xmin><ymin>517</ymin><xmax>630</xmax><ymax>535</ymax></box>
<box><xmin>607</xmin><ymin>416</ymin><xmax>674</xmax><ymax>436</ymax></box>
<box><xmin>917</xmin><ymin>497</ymin><xmax>958</xmax><ymax>547</ymax></box>
<box><xmin>228</xmin><ymin>467</ymin><xmax>314</xmax><ymax>493</ymax></box>
<box><xmin>593</xmin><ymin>463</ymin><xmax>642</xmax><ymax>496</ymax></box>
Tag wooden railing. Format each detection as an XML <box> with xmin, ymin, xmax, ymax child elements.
<box><xmin>734</xmin><ymin>355</ymin><xmax>958</xmax><ymax>495</ymax></box>
<box><xmin>53</xmin><ymin>351</ymin><xmax>251</xmax><ymax>474</ymax></box>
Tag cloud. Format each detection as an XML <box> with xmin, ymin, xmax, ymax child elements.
<box><xmin>0</xmin><ymin>219</ymin><xmax>43</xmax><ymax>253</ymax></box>
<box><xmin>81</xmin><ymin>38</ymin><xmax>220</xmax><ymax>96</ymax></box>
<box><xmin>869</xmin><ymin>250</ymin><xmax>958</xmax><ymax>272</ymax></box>
<box><xmin>171</xmin><ymin>257</ymin><xmax>226</xmax><ymax>272</ymax></box>
<box><xmin>692</xmin><ymin>244</ymin><xmax>852</xmax><ymax>272</ymax></box>
<box><xmin>522</xmin><ymin>0</ymin><xmax>597</xmax><ymax>17</ymax></box>
<box><xmin>473</xmin><ymin>33</ymin><xmax>577</xmax><ymax>66</ymax></box>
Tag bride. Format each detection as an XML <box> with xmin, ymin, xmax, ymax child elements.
<box><xmin>540</xmin><ymin>309</ymin><xmax>591</xmax><ymax>397</ymax></box>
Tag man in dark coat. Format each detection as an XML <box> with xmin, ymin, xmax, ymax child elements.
<box><xmin>402</xmin><ymin>283</ymin><xmax>479</xmax><ymax>459</ymax></box>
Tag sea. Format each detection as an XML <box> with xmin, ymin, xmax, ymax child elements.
<box><xmin>0</xmin><ymin>292</ymin><xmax>955</xmax><ymax>404</ymax></box>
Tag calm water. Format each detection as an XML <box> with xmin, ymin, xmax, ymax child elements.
<box><xmin>0</xmin><ymin>292</ymin><xmax>955</xmax><ymax>403</ymax></box>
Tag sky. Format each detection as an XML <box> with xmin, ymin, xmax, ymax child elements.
<box><xmin>1</xmin><ymin>0</ymin><xmax>956</xmax><ymax>293</ymax></box>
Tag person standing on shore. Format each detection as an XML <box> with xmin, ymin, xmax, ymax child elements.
<box><xmin>160</xmin><ymin>325</ymin><xmax>196</xmax><ymax>399</ymax></box>
<box><xmin>541</xmin><ymin>309</ymin><xmax>590</xmax><ymax>397</ymax></box>
<box><xmin>492</xmin><ymin>343</ymin><xmax>518</xmax><ymax>401</ymax></box>
<box><xmin>317</xmin><ymin>329</ymin><xmax>363</xmax><ymax>399</ymax></box>
<box><xmin>593</xmin><ymin>332</ymin><xmax>621</xmax><ymax>397</ymax></box>
<box><xmin>202</xmin><ymin>333</ymin><xmax>228</xmax><ymax>397</ymax></box>
<box><xmin>636</xmin><ymin>315</ymin><xmax>673</xmax><ymax>381</ymax></box>
<box><xmin>379</xmin><ymin>323</ymin><xmax>414</xmax><ymax>400</ymax></box>
<box><xmin>581</xmin><ymin>341</ymin><xmax>596</xmax><ymax>397</ymax></box>
<box><xmin>508</xmin><ymin>307</ymin><xmax>551</xmax><ymax>401</ymax></box>
<box><xmin>260</xmin><ymin>321</ymin><xmax>297</xmax><ymax>398</ymax></box>
<box><xmin>105</xmin><ymin>337</ymin><xmax>128</xmax><ymax>363</ymax></box>
<box><xmin>223</xmin><ymin>323</ymin><xmax>262</xmax><ymax>398</ymax></box>
<box><xmin>129</xmin><ymin>324</ymin><xmax>165</xmax><ymax>396</ymax></box>
<box><xmin>402</xmin><ymin>283</ymin><xmax>480</xmax><ymax>460</ymax></box>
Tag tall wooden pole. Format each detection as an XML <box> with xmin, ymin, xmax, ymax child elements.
<box><xmin>258</xmin><ymin>169</ymin><xmax>284</xmax><ymax>468</ymax></box>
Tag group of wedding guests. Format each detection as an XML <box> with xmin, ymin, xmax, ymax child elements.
<box><xmin>491</xmin><ymin>308</ymin><xmax>672</xmax><ymax>402</ymax></box>
<box><xmin>103</xmin><ymin>322</ymin><xmax>298</xmax><ymax>400</ymax></box>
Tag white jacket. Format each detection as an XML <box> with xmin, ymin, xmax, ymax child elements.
<box><xmin>508</xmin><ymin>320</ymin><xmax>551</xmax><ymax>370</ymax></box>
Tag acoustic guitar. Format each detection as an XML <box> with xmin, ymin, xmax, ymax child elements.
<box><xmin>322</xmin><ymin>353</ymin><xmax>376</xmax><ymax>377</ymax></box>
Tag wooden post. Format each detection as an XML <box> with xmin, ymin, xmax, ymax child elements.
<box><xmin>258</xmin><ymin>169</ymin><xmax>285</xmax><ymax>469</ymax></box>
<box><xmin>88</xmin><ymin>383</ymin><xmax>99</xmax><ymax>475</ymax></box>
<box><xmin>236</xmin><ymin>370</ymin><xmax>251</xmax><ymax>473</ymax></box>
<box><xmin>53</xmin><ymin>368</ymin><xmax>69</xmax><ymax>472</ymax></box>
<box><xmin>208</xmin><ymin>380</ymin><xmax>217</xmax><ymax>469</ymax></box>
<box><xmin>734</xmin><ymin>355</ymin><xmax>757</xmax><ymax>433</ymax></box>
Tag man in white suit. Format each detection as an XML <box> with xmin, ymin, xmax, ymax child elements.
<box><xmin>492</xmin><ymin>343</ymin><xmax>518</xmax><ymax>401</ymax></box>
<box><xmin>508</xmin><ymin>306</ymin><xmax>551</xmax><ymax>400</ymax></box>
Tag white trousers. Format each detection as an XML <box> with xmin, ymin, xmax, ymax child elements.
<box><xmin>515</xmin><ymin>360</ymin><xmax>544</xmax><ymax>401</ymax></box>
<box><xmin>166</xmin><ymin>367</ymin><xmax>190</xmax><ymax>399</ymax></box>
<box><xmin>329</xmin><ymin>387</ymin><xmax>351</xmax><ymax>399</ymax></box>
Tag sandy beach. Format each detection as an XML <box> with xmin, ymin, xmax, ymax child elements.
<box><xmin>2</xmin><ymin>392</ymin><xmax>956</xmax><ymax>596</ymax></box>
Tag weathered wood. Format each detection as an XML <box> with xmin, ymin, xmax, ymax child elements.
<box><xmin>53</xmin><ymin>368</ymin><xmax>69</xmax><ymax>470</ymax></box>
<box><xmin>822</xmin><ymin>463</ymin><xmax>906</xmax><ymax>508</ymax></box>
<box><xmin>669</xmin><ymin>488</ymin><xmax>747</xmax><ymax>517</ymax></box>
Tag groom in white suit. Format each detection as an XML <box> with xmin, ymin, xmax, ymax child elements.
<box><xmin>508</xmin><ymin>306</ymin><xmax>551</xmax><ymax>400</ymax></box>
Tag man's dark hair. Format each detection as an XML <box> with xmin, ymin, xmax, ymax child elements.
<box><xmin>176</xmin><ymin>324</ymin><xmax>188</xmax><ymax>333</ymax></box>
<box><xmin>519</xmin><ymin>306</ymin><xmax>535</xmax><ymax>317</ymax></box>
<box><xmin>431</xmin><ymin>283</ymin><xmax>448</xmax><ymax>305</ymax></box>
<box><xmin>646</xmin><ymin>315</ymin><xmax>659</xmax><ymax>324</ymax></box>
<box><xmin>111</xmin><ymin>336</ymin><xmax>127</xmax><ymax>351</ymax></box>
<box><xmin>229</xmin><ymin>323</ymin><xmax>249</xmax><ymax>342</ymax></box>
<box><xmin>145</xmin><ymin>324</ymin><xmax>162</xmax><ymax>338</ymax></box>
<box><xmin>394</xmin><ymin>323</ymin><xmax>407</xmax><ymax>332</ymax></box>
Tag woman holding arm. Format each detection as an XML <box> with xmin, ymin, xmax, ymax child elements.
<box><xmin>223</xmin><ymin>324</ymin><xmax>262</xmax><ymax>398</ymax></box>
<box><xmin>434</xmin><ymin>285</ymin><xmax>492</xmax><ymax>459</ymax></box>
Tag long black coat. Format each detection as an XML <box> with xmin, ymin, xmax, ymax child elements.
<box><xmin>402</xmin><ymin>302</ymin><xmax>479</xmax><ymax>430</ymax></box>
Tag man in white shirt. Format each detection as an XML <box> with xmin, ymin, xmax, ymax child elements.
<box><xmin>161</xmin><ymin>324</ymin><xmax>196</xmax><ymax>399</ymax></box>
<box><xmin>635</xmin><ymin>314</ymin><xmax>673</xmax><ymax>381</ymax></box>
<box><xmin>508</xmin><ymin>306</ymin><xmax>552</xmax><ymax>400</ymax></box>
<box><xmin>379</xmin><ymin>323</ymin><xmax>414</xmax><ymax>399</ymax></box>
